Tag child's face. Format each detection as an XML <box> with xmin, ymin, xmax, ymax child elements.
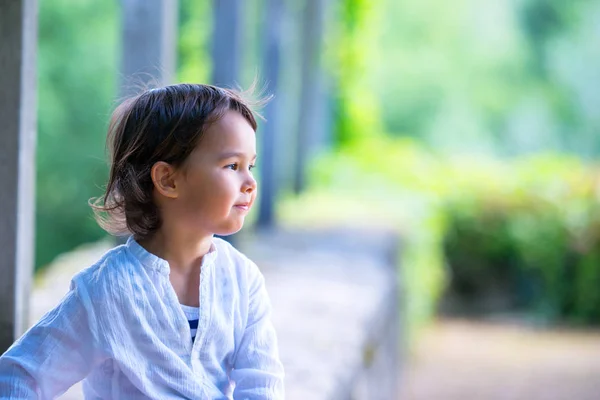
<box><xmin>173</xmin><ymin>110</ymin><xmax>257</xmax><ymax>237</ymax></box>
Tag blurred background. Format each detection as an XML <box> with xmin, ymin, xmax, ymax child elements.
<box><xmin>25</xmin><ymin>0</ymin><xmax>600</xmax><ymax>398</ymax></box>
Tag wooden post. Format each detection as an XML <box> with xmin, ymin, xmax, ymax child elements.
<box><xmin>294</xmin><ymin>0</ymin><xmax>327</xmax><ymax>194</ymax></box>
<box><xmin>211</xmin><ymin>0</ymin><xmax>243</xmax><ymax>87</ymax></box>
<box><xmin>257</xmin><ymin>0</ymin><xmax>284</xmax><ymax>228</ymax></box>
<box><xmin>0</xmin><ymin>0</ymin><xmax>38</xmax><ymax>352</ymax></box>
<box><xmin>120</xmin><ymin>0</ymin><xmax>178</xmax><ymax>97</ymax></box>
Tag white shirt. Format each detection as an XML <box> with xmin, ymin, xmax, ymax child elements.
<box><xmin>0</xmin><ymin>237</ymin><xmax>285</xmax><ymax>399</ymax></box>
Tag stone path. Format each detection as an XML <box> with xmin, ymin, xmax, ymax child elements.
<box><xmin>398</xmin><ymin>318</ymin><xmax>600</xmax><ymax>400</ymax></box>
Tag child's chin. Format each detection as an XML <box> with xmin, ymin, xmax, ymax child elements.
<box><xmin>215</xmin><ymin>222</ymin><xmax>244</xmax><ymax>237</ymax></box>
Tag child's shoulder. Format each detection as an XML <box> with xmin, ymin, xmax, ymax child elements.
<box><xmin>69</xmin><ymin>244</ymin><xmax>135</xmax><ymax>292</ymax></box>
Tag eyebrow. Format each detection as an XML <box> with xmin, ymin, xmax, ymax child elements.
<box><xmin>218</xmin><ymin>152</ymin><xmax>257</xmax><ymax>160</ymax></box>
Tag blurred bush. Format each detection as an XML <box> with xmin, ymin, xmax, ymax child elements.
<box><xmin>443</xmin><ymin>156</ymin><xmax>600</xmax><ymax>324</ymax></box>
<box><xmin>283</xmin><ymin>137</ymin><xmax>600</xmax><ymax>331</ymax></box>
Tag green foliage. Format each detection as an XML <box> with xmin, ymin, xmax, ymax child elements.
<box><xmin>329</xmin><ymin>0</ymin><xmax>384</xmax><ymax>147</ymax></box>
<box><xmin>177</xmin><ymin>0</ymin><xmax>211</xmax><ymax>83</ymax></box>
<box><xmin>358</xmin><ymin>0</ymin><xmax>600</xmax><ymax>157</ymax></box>
<box><xmin>371</xmin><ymin>0</ymin><xmax>532</xmax><ymax>151</ymax></box>
<box><xmin>36</xmin><ymin>0</ymin><xmax>119</xmax><ymax>270</ymax></box>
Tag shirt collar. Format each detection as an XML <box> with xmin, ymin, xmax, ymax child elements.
<box><xmin>126</xmin><ymin>236</ymin><xmax>219</xmax><ymax>275</ymax></box>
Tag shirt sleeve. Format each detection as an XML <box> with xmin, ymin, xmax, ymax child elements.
<box><xmin>0</xmin><ymin>286</ymin><xmax>101</xmax><ymax>399</ymax></box>
<box><xmin>231</xmin><ymin>262</ymin><xmax>285</xmax><ymax>400</ymax></box>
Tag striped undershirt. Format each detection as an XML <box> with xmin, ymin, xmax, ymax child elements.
<box><xmin>180</xmin><ymin>304</ymin><xmax>200</xmax><ymax>342</ymax></box>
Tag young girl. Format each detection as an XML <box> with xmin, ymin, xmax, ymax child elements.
<box><xmin>0</xmin><ymin>84</ymin><xmax>285</xmax><ymax>399</ymax></box>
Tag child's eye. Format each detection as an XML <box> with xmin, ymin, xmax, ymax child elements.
<box><xmin>226</xmin><ymin>163</ymin><xmax>238</xmax><ymax>171</ymax></box>
<box><xmin>249</xmin><ymin>164</ymin><xmax>256</xmax><ymax>171</ymax></box>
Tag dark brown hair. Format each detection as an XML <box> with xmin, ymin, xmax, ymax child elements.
<box><xmin>91</xmin><ymin>83</ymin><xmax>263</xmax><ymax>239</ymax></box>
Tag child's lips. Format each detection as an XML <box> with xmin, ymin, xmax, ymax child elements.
<box><xmin>234</xmin><ymin>203</ymin><xmax>250</xmax><ymax>211</ymax></box>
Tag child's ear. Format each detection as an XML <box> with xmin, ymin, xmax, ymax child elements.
<box><xmin>151</xmin><ymin>161</ymin><xmax>179</xmax><ymax>199</ymax></box>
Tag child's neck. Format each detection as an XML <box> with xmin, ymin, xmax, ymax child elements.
<box><xmin>139</xmin><ymin>229</ymin><xmax>213</xmax><ymax>274</ymax></box>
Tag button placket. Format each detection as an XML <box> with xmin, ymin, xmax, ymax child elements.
<box><xmin>192</xmin><ymin>260</ymin><xmax>214</xmax><ymax>363</ymax></box>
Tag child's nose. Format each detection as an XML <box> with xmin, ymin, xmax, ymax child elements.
<box><xmin>243</xmin><ymin>175</ymin><xmax>257</xmax><ymax>193</ymax></box>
